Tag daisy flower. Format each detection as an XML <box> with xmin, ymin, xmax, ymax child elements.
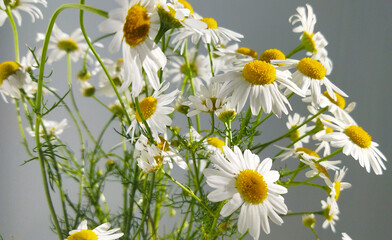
<box><xmin>185</xmin><ymin>82</ymin><xmax>228</xmax><ymax>117</ymax></box>
<box><xmin>325</xmin><ymin>167</ymin><xmax>352</xmax><ymax>201</ymax></box>
<box><xmin>213</xmin><ymin>60</ymin><xmax>305</xmax><ymax>117</ymax></box>
<box><xmin>67</xmin><ymin>220</ymin><xmax>123</xmax><ymax>240</ymax></box>
<box><xmin>186</xmin><ymin>127</ymin><xmax>225</xmax><ymax>155</ymax></box>
<box><xmin>93</xmin><ymin>58</ymin><xmax>124</xmax><ymax>98</ymax></box>
<box><xmin>127</xmin><ymin>83</ymin><xmax>178</xmax><ymax>141</ymax></box>
<box><xmin>289</xmin><ymin>4</ymin><xmax>332</xmax><ymax>74</ymax></box>
<box><xmin>165</xmin><ymin>47</ymin><xmax>211</xmax><ymax>88</ymax></box>
<box><xmin>0</xmin><ymin>60</ymin><xmax>33</xmax><ymax>101</ymax></box>
<box><xmin>215</xmin><ymin>104</ymin><xmax>237</xmax><ymax>123</ymax></box>
<box><xmin>98</xmin><ymin>0</ymin><xmax>166</xmax><ymax>96</ymax></box>
<box><xmin>300</xmin><ymin>152</ymin><xmax>341</xmax><ymax>180</ymax></box>
<box><xmin>321</xmin><ymin>196</ymin><xmax>340</xmax><ymax>232</ymax></box>
<box><xmin>204</xmin><ymin>146</ymin><xmax>288</xmax><ymax>240</ymax></box>
<box><xmin>285</xmin><ymin>113</ymin><xmax>313</xmax><ymax>148</ymax></box>
<box><xmin>36</xmin><ymin>24</ymin><xmax>93</xmax><ymax>64</ymax></box>
<box><xmin>172</xmin><ymin>15</ymin><xmax>243</xmax><ymax>53</ymax></box>
<box><xmin>276</xmin><ymin>145</ymin><xmax>319</xmax><ymax>161</ymax></box>
<box><xmin>135</xmin><ymin>135</ymin><xmax>187</xmax><ymax>171</ymax></box>
<box><xmin>273</xmin><ymin>57</ymin><xmax>347</xmax><ymax>107</ymax></box>
<box><xmin>0</xmin><ymin>0</ymin><xmax>47</xmax><ymax>27</ymax></box>
<box><xmin>212</xmin><ymin>44</ymin><xmax>257</xmax><ymax>72</ymax></box>
<box><xmin>320</xmin><ymin>115</ymin><xmax>387</xmax><ymax>175</ymax></box>
<box><xmin>26</xmin><ymin>118</ymin><xmax>68</xmax><ymax>139</ymax></box>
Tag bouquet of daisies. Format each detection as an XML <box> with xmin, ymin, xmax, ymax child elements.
<box><xmin>0</xmin><ymin>0</ymin><xmax>386</xmax><ymax>239</ymax></box>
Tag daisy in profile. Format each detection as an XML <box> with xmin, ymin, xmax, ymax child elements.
<box><xmin>321</xmin><ymin>196</ymin><xmax>340</xmax><ymax>232</ymax></box>
<box><xmin>185</xmin><ymin>82</ymin><xmax>228</xmax><ymax>117</ymax></box>
<box><xmin>285</xmin><ymin>113</ymin><xmax>313</xmax><ymax>147</ymax></box>
<box><xmin>213</xmin><ymin>60</ymin><xmax>305</xmax><ymax>117</ymax></box>
<box><xmin>204</xmin><ymin>146</ymin><xmax>288</xmax><ymax>240</ymax></box>
<box><xmin>272</xmin><ymin>57</ymin><xmax>347</xmax><ymax>107</ymax></box>
<box><xmin>127</xmin><ymin>84</ymin><xmax>178</xmax><ymax>141</ymax></box>
<box><xmin>135</xmin><ymin>135</ymin><xmax>187</xmax><ymax>171</ymax></box>
<box><xmin>213</xmin><ymin>44</ymin><xmax>257</xmax><ymax>72</ymax></box>
<box><xmin>98</xmin><ymin>0</ymin><xmax>166</xmax><ymax>96</ymax></box>
<box><xmin>0</xmin><ymin>0</ymin><xmax>47</xmax><ymax>27</ymax></box>
<box><xmin>36</xmin><ymin>24</ymin><xmax>94</xmax><ymax>64</ymax></box>
<box><xmin>325</xmin><ymin>167</ymin><xmax>351</xmax><ymax>201</ymax></box>
<box><xmin>289</xmin><ymin>4</ymin><xmax>332</xmax><ymax>74</ymax></box>
<box><xmin>26</xmin><ymin>118</ymin><xmax>68</xmax><ymax>139</ymax></box>
<box><xmin>0</xmin><ymin>60</ymin><xmax>33</xmax><ymax>101</ymax></box>
<box><xmin>320</xmin><ymin>115</ymin><xmax>387</xmax><ymax>175</ymax></box>
<box><xmin>67</xmin><ymin>220</ymin><xmax>123</xmax><ymax>240</ymax></box>
<box><xmin>300</xmin><ymin>151</ymin><xmax>341</xmax><ymax>180</ymax></box>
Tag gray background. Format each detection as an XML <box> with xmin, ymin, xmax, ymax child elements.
<box><xmin>1</xmin><ymin>0</ymin><xmax>391</xmax><ymax>239</ymax></box>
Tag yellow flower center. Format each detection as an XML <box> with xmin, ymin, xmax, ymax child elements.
<box><xmin>323</xmin><ymin>91</ymin><xmax>346</xmax><ymax>109</ymax></box>
<box><xmin>242</xmin><ymin>60</ymin><xmax>276</xmax><ymax>85</ymax></box>
<box><xmin>201</xmin><ymin>97</ymin><xmax>219</xmax><ymax>112</ymax></box>
<box><xmin>334</xmin><ymin>181</ymin><xmax>341</xmax><ymax>201</ymax></box>
<box><xmin>135</xmin><ymin>96</ymin><xmax>157</xmax><ymax>122</ymax></box>
<box><xmin>236</xmin><ymin>47</ymin><xmax>258</xmax><ymax>59</ymax></box>
<box><xmin>57</xmin><ymin>39</ymin><xmax>79</xmax><ymax>52</ymax></box>
<box><xmin>344</xmin><ymin>125</ymin><xmax>372</xmax><ymax>148</ymax></box>
<box><xmin>301</xmin><ymin>32</ymin><xmax>317</xmax><ymax>53</ymax></box>
<box><xmin>206</xmin><ymin>137</ymin><xmax>225</xmax><ymax>152</ymax></box>
<box><xmin>217</xmin><ymin>109</ymin><xmax>236</xmax><ymax>122</ymax></box>
<box><xmin>315</xmin><ymin>163</ymin><xmax>329</xmax><ymax>178</ymax></box>
<box><xmin>259</xmin><ymin>49</ymin><xmax>286</xmax><ymax>63</ymax></box>
<box><xmin>0</xmin><ymin>61</ymin><xmax>20</xmax><ymax>85</ymax></box>
<box><xmin>178</xmin><ymin>0</ymin><xmax>194</xmax><ymax>14</ymax></box>
<box><xmin>67</xmin><ymin>230</ymin><xmax>98</xmax><ymax>240</ymax></box>
<box><xmin>297</xmin><ymin>58</ymin><xmax>326</xmax><ymax>80</ymax></box>
<box><xmin>296</xmin><ymin>147</ymin><xmax>319</xmax><ymax>158</ymax></box>
<box><xmin>288</xmin><ymin>125</ymin><xmax>300</xmax><ymax>141</ymax></box>
<box><xmin>236</xmin><ymin>169</ymin><xmax>268</xmax><ymax>204</ymax></box>
<box><xmin>200</xmin><ymin>18</ymin><xmax>218</xmax><ymax>29</ymax></box>
<box><xmin>157</xmin><ymin>136</ymin><xmax>170</xmax><ymax>152</ymax></box>
<box><xmin>123</xmin><ymin>4</ymin><xmax>151</xmax><ymax>47</ymax></box>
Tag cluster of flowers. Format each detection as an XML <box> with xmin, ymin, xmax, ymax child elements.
<box><xmin>0</xmin><ymin>0</ymin><xmax>386</xmax><ymax>239</ymax></box>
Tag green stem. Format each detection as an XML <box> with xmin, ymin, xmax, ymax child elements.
<box><xmin>310</xmin><ymin>227</ymin><xmax>320</xmax><ymax>240</ymax></box>
<box><xmin>235</xmin><ymin>107</ymin><xmax>252</xmax><ymax>144</ymax></box>
<box><xmin>5</xmin><ymin>6</ymin><xmax>19</xmax><ymax>62</ymax></box>
<box><xmin>15</xmin><ymin>100</ymin><xmax>33</xmax><ymax>157</ymax></box>
<box><xmin>285</xmin><ymin>43</ymin><xmax>305</xmax><ymax>58</ymax></box>
<box><xmin>207</xmin><ymin>43</ymin><xmax>215</xmax><ymax>77</ymax></box>
<box><xmin>283</xmin><ymin>211</ymin><xmax>323</xmax><ymax>217</ymax></box>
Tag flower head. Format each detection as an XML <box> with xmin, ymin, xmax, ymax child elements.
<box><xmin>67</xmin><ymin>220</ymin><xmax>123</xmax><ymax>240</ymax></box>
<box><xmin>0</xmin><ymin>0</ymin><xmax>47</xmax><ymax>27</ymax></box>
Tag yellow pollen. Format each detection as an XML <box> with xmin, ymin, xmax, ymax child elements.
<box><xmin>57</xmin><ymin>39</ymin><xmax>79</xmax><ymax>52</ymax></box>
<box><xmin>135</xmin><ymin>96</ymin><xmax>157</xmax><ymax>122</ymax></box>
<box><xmin>296</xmin><ymin>147</ymin><xmax>319</xmax><ymax>158</ymax></box>
<box><xmin>201</xmin><ymin>97</ymin><xmax>219</xmax><ymax>112</ymax></box>
<box><xmin>178</xmin><ymin>0</ymin><xmax>194</xmax><ymax>14</ymax></box>
<box><xmin>323</xmin><ymin>91</ymin><xmax>346</xmax><ymax>109</ymax></box>
<box><xmin>259</xmin><ymin>48</ymin><xmax>286</xmax><ymax>63</ymax></box>
<box><xmin>206</xmin><ymin>137</ymin><xmax>225</xmax><ymax>152</ymax></box>
<box><xmin>236</xmin><ymin>47</ymin><xmax>258</xmax><ymax>59</ymax></box>
<box><xmin>297</xmin><ymin>58</ymin><xmax>326</xmax><ymax>80</ymax></box>
<box><xmin>236</xmin><ymin>169</ymin><xmax>268</xmax><ymax>204</ymax></box>
<box><xmin>0</xmin><ymin>61</ymin><xmax>20</xmax><ymax>85</ymax></box>
<box><xmin>334</xmin><ymin>181</ymin><xmax>341</xmax><ymax>201</ymax></box>
<box><xmin>301</xmin><ymin>32</ymin><xmax>317</xmax><ymax>53</ymax></box>
<box><xmin>242</xmin><ymin>60</ymin><xmax>276</xmax><ymax>85</ymax></box>
<box><xmin>315</xmin><ymin>163</ymin><xmax>329</xmax><ymax>179</ymax></box>
<box><xmin>345</xmin><ymin>125</ymin><xmax>372</xmax><ymax>148</ymax></box>
<box><xmin>67</xmin><ymin>230</ymin><xmax>97</xmax><ymax>240</ymax></box>
<box><xmin>123</xmin><ymin>4</ymin><xmax>151</xmax><ymax>47</ymax></box>
<box><xmin>200</xmin><ymin>18</ymin><xmax>218</xmax><ymax>29</ymax></box>
<box><xmin>288</xmin><ymin>125</ymin><xmax>300</xmax><ymax>141</ymax></box>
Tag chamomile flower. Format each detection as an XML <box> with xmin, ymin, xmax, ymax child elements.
<box><xmin>94</xmin><ymin>58</ymin><xmax>124</xmax><ymax>97</ymax></box>
<box><xmin>165</xmin><ymin>47</ymin><xmax>211</xmax><ymax>88</ymax></box>
<box><xmin>0</xmin><ymin>60</ymin><xmax>33</xmax><ymax>101</ymax></box>
<box><xmin>273</xmin><ymin>58</ymin><xmax>347</xmax><ymax>107</ymax></box>
<box><xmin>127</xmin><ymin>83</ymin><xmax>178</xmax><ymax>141</ymax></box>
<box><xmin>289</xmin><ymin>4</ymin><xmax>332</xmax><ymax>74</ymax></box>
<box><xmin>36</xmin><ymin>24</ymin><xmax>92</xmax><ymax>64</ymax></box>
<box><xmin>185</xmin><ymin>82</ymin><xmax>228</xmax><ymax>117</ymax></box>
<box><xmin>213</xmin><ymin>44</ymin><xmax>257</xmax><ymax>72</ymax></box>
<box><xmin>26</xmin><ymin>118</ymin><xmax>68</xmax><ymax>139</ymax></box>
<box><xmin>204</xmin><ymin>146</ymin><xmax>288</xmax><ymax>240</ymax></box>
<box><xmin>135</xmin><ymin>135</ymin><xmax>187</xmax><ymax>171</ymax></box>
<box><xmin>276</xmin><ymin>146</ymin><xmax>319</xmax><ymax>161</ymax></box>
<box><xmin>186</xmin><ymin>127</ymin><xmax>225</xmax><ymax>155</ymax></box>
<box><xmin>98</xmin><ymin>0</ymin><xmax>166</xmax><ymax>96</ymax></box>
<box><xmin>216</xmin><ymin>104</ymin><xmax>237</xmax><ymax>123</ymax></box>
<box><xmin>67</xmin><ymin>220</ymin><xmax>123</xmax><ymax>240</ymax></box>
<box><xmin>321</xmin><ymin>196</ymin><xmax>340</xmax><ymax>232</ymax></box>
<box><xmin>213</xmin><ymin>60</ymin><xmax>305</xmax><ymax>117</ymax></box>
<box><xmin>325</xmin><ymin>167</ymin><xmax>351</xmax><ymax>201</ymax></box>
<box><xmin>172</xmin><ymin>16</ymin><xmax>243</xmax><ymax>53</ymax></box>
<box><xmin>0</xmin><ymin>0</ymin><xmax>47</xmax><ymax>27</ymax></box>
<box><xmin>320</xmin><ymin>115</ymin><xmax>387</xmax><ymax>175</ymax></box>
<box><xmin>285</xmin><ymin>113</ymin><xmax>313</xmax><ymax>148</ymax></box>
<box><xmin>300</xmin><ymin>151</ymin><xmax>341</xmax><ymax>180</ymax></box>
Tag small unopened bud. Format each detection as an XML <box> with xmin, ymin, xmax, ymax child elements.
<box><xmin>218</xmin><ymin>222</ymin><xmax>229</xmax><ymax>232</ymax></box>
<box><xmin>109</xmin><ymin>104</ymin><xmax>124</xmax><ymax>117</ymax></box>
<box><xmin>302</xmin><ymin>214</ymin><xmax>316</xmax><ymax>229</ymax></box>
<box><xmin>171</xmin><ymin>126</ymin><xmax>181</xmax><ymax>135</ymax></box>
<box><xmin>106</xmin><ymin>159</ymin><xmax>116</xmax><ymax>170</ymax></box>
<box><xmin>97</xmin><ymin>169</ymin><xmax>103</xmax><ymax>176</ymax></box>
<box><xmin>169</xmin><ymin>208</ymin><xmax>176</xmax><ymax>217</ymax></box>
<box><xmin>77</xmin><ymin>69</ymin><xmax>91</xmax><ymax>81</ymax></box>
<box><xmin>176</xmin><ymin>104</ymin><xmax>190</xmax><ymax>115</ymax></box>
<box><xmin>82</xmin><ymin>85</ymin><xmax>95</xmax><ymax>97</ymax></box>
<box><xmin>217</xmin><ymin>109</ymin><xmax>237</xmax><ymax>123</ymax></box>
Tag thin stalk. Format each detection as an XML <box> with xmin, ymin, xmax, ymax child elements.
<box><xmin>284</xmin><ymin>211</ymin><xmax>323</xmax><ymax>217</ymax></box>
<box><xmin>285</xmin><ymin>43</ymin><xmax>305</xmax><ymax>58</ymax></box>
<box><xmin>15</xmin><ymin>100</ymin><xmax>33</xmax><ymax>157</ymax></box>
<box><xmin>206</xmin><ymin>43</ymin><xmax>215</xmax><ymax>77</ymax></box>
<box><xmin>5</xmin><ymin>6</ymin><xmax>19</xmax><ymax>62</ymax></box>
